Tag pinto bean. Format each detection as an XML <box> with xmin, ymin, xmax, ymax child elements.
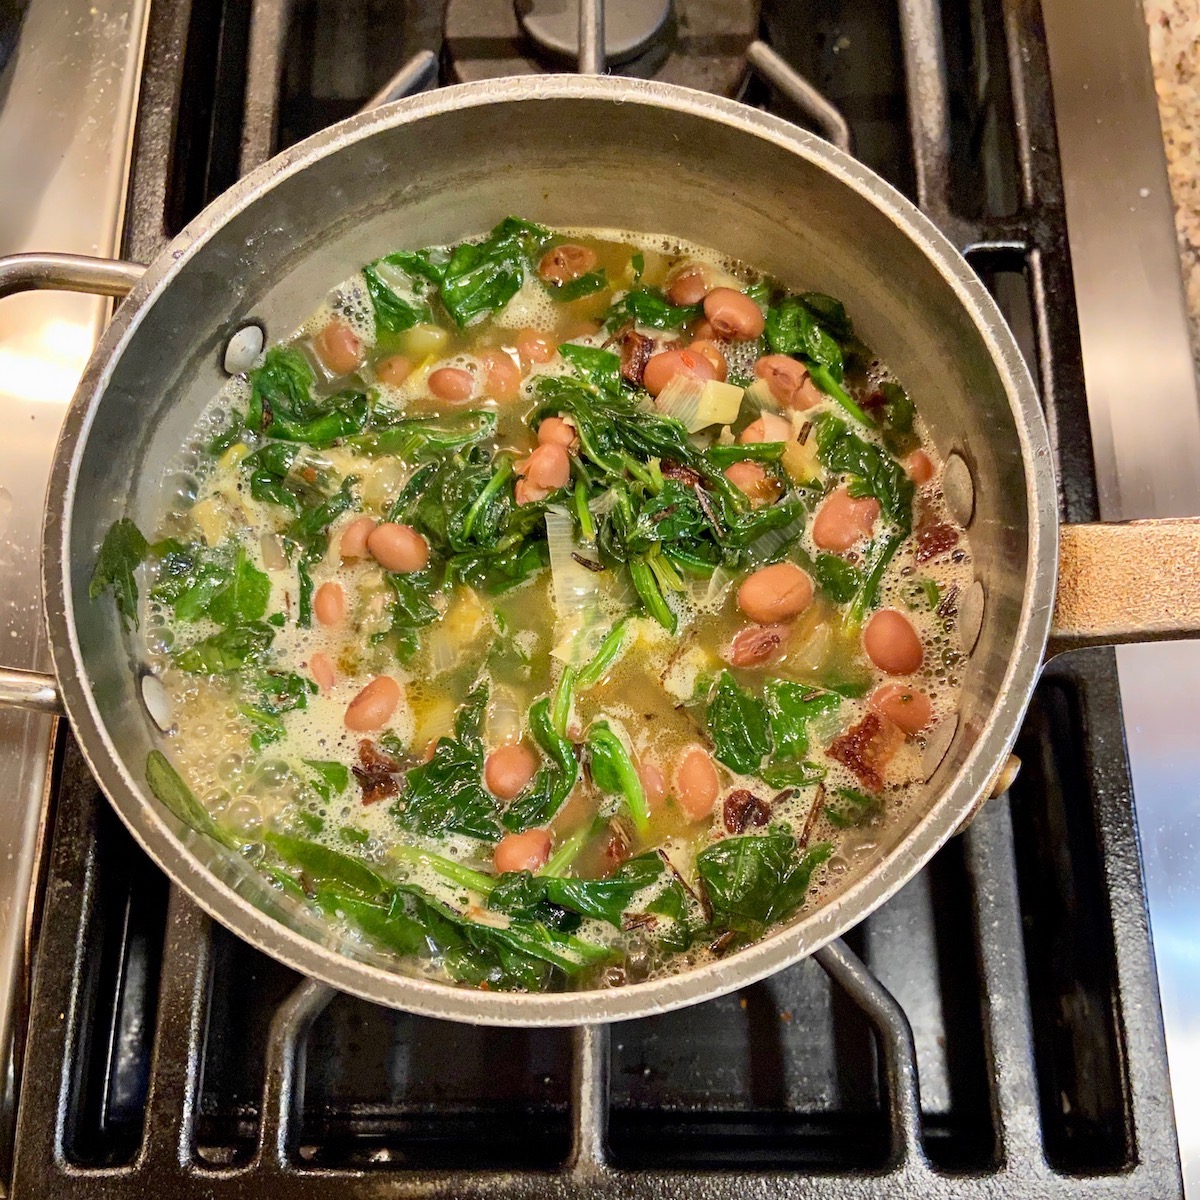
<box><xmin>428</xmin><ymin>366</ymin><xmax>475</xmax><ymax>403</ymax></box>
<box><xmin>516</xmin><ymin>328</ymin><xmax>557</xmax><ymax>366</ymax></box>
<box><xmin>375</xmin><ymin>354</ymin><xmax>413</xmax><ymax>386</ymax></box>
<box><xmin>367</xmin><ymin>522</ymin><xmax>430</xmax><ymax>573</ymax></box>
<box><xmin>514</xmin><ymin>477</ymin><xmax>549</xmax><ymax>505</ymax></box>
<box><xmin>868</xmin><ymin>683</ymin><xmax>932</xmax><ymax>734</ymax></box>
<box><xmin>674</xmin><ymin>745</ymin><xmax>720</xmax><ymax>821</ymax></box>
<box><xmin>754</xmin><ymin>354</ymin><xmax>823</xmax><ymax>410</ymax></box>
<box><xmin>538</xmin><ymin>243</ymin><xmax>598</xmax><ymax>284</ymax></box>
<box><xmin>693</xmin><ymin>319</ymin><xmax>716</xmax><ymax>341</ymax></box>
<box><xmin>537</xmin><ymin>416</ymin><xmax>577</xmax><ymax>448</ymax></box>
<box><xmin>339</xmin><ymin>515</ymin><xmax>377</xmax><ymax>559</ymax></box>
<box><xmin>666</xmin><ymin>266</ymin><xmax>711</xmax><ymax>306</ymax></box>
<box><xmin>812</xmin><ymin>487</ymin><xmax>882</xmax><ymax>552</ymax></box>
<box><xmin>314</xmin><ymin>581</ymin><xmax>347</xmax><ymax>627</ymax></box>
<box><xmin>484</xmin><ymin>742</ymin><xmax>540</xmax><ymax>800</ymax></box>
<box><xmin>738</xmin><ymin>412</ymin><xmax>792</xmax><ymax>444</ymax></box>
<box><xmin>904</xmin><ymin>449</ymin><xmax>935</xmax><ymax>485</ymax></box>
<box><xmin>737</xmin><ymin>562</ymin><xmax>814</xmax><ymax>624</ymax></box>
<box><xmin>724</xmin><ymin>460</ymin><xmax>782</xmax><ymax>506</ymax></box>
<box><xmin>864</xmin><ymin>609</ymin><xmax>924</xmax><ymax>675</ymax></box>
<box><xmin>519</xmin><ymin>442</ymin><xmax>571</xmax><ymax>491</ymax></box>
<box><xmin>688</xmin><ymin>339</ymin><xmax>728</xmax><ymax>381</ymax></box>
<box><xmin>637</xmin><ymin>757</ymin><xmax>667</xmax><ymax>811</ymax></box>
<box><xmin>313</xmin><ymin>319</ymin><xmax>363</xmax><ymax>375</ymax></box>
<box><xmin>345</xmin><ymin>676</ymin><xmax>403</xmax><ymax>732</ymax></box>
<box><xmin>703</xmin><ymin>287</ymin><xmax>765</xmax><ymax>340</ymax></box>
<box><xmin>479</xmin><ymin>348</ymin><xmax>522</xmax><ymax>402</ymax></box>
<box><xmin>309</xmin><ymin>651</ymin><xmax>335</xmax><ymax>691</ymax></box>
<box><xmin>494</xmin><ymin>828</ymin><xmax>552</xmax><ymax>874</ymax></box>
<box><xmin>728</xmin><ymin>622</ymin><xmax>790</xmax><ymax>666</ymax></box>
<box><xmin>642</xmin><ymin>347</ymin><xmax>718</xmax><ymax>397</ymax></box>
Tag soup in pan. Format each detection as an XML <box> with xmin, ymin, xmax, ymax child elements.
<box><xmin>91</xmin><ymin>218</ymin><xmax>972</xmax><ymax>993</ymax></box>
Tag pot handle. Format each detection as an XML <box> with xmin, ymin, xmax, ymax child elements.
<box><xmin>1048</xmin><ymin>518</ymin><xmax>1200</xmax><ymax>657</ymax></box>
<box><xmin>0</xmin><ymin>252</ymin><xmax>146</xmax><ymax>715</ymax></box>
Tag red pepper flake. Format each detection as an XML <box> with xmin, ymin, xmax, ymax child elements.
<box><xmin>723</xmin><ymin>789</ymin><xmax>772</xmax><ymax>833</ymax></box>
<box><xmin>352</xmin><ymin>738</ymin><xmax>402</xmax><ymax>805</ymax></box>
<box><xmin>916</xmin><ymin>521</ymin><xmax>959</xmax><ymax>563</ymax></box>
<box><xmin>827</xmin><ymin>712</ymin><xmax>904</xmax><ymax>792</ymax></box>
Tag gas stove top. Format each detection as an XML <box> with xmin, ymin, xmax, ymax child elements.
<box><xmin>0</xmin><ymin>0</ymin><xmax>1190</xmax><ymax>1195</ymax></box>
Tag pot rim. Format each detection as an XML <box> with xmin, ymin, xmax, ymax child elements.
<box><xmin>42</xmin><ymin>75</ymin><xmax>1057</xmax><ymax>1025</ymax></box>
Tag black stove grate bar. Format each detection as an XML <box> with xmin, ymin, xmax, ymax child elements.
<box><xmin>8</xmin><ymin>0</ymin><xmax>1181</xmax><ymax>1194</ymax></box>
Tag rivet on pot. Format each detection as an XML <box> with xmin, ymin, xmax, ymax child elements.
<box><xmin>922</xmin><ymin>714</ymin><xmax>958</xmax><ymax>781</ymax></box>
<box><xmin>223</xmin><ymin>323</ymin><xmax>264</xmax><ymax>375</ymax></box>
<box><xmin>958</xmin><ymin>579</ymin><xmax>985</xmax><ymax>654</ymax></box>
<box><xmin>943</xmin><ymin>452</ymin><xmax>975</xmax><ymax>527</ymax></box>
<box><xmin>141</xmin><ymin>672</ymin><xmax>172</xmax><ymax>732</ymax></box>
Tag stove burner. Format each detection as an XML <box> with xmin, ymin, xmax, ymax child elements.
<box><xmin>444</xmin><ymin>0</ymin><xmax>758</xmax><ymax>97</ymax></box>
<box><xmin>516</xmin><ymin>0</ymin><xmax>670</xmax><ymax>66</ymax></box>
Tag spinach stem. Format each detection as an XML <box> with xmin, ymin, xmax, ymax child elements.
<box><xmin>629</xmin><ymin>558</ymin><xmax>677</xmax><ymax>632</ymax></box>
<box><xmin>809</xmin><ymin>363</ymin><xmax>870</xmax><ymax>426</ymax></box>
<box><xmin>551</xmin><ymin>666</ymin><xmax>577</xmax><ymax>738</ymax></box>
<box><xmin>577</xmin><ymin>619</ymin><xmax>629</xmax><ymax>690</ymax></box>
<box><xmin>574</xmin><ymin>479</ymin><xmax>596</xmax><ymax>543</ymax></box>
<box><xmin>462</xmin><ymin>456</ymin><xmax>513</xmax><ymax>540</ymax></box>
<box><xmin>391</xmin><ymin>844</ymin><xmax>495</xmax><ymax>896</ymax></box>
<box><xmin>538</xmin><ymin>817</ymin><xmax>602</xmax><ymax>877</ymax></box>
<box><xmin>587</xmin><ymin>723</ymin><xmax>651</xmax><ymax>837</ymax></box>
<box><xmin>848</xmin><ymin>531</ymin><xmax>905</xmax><ymax>624</ymax></box>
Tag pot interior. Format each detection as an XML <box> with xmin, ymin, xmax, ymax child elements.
<box><xmin>55</xmin><ymin>80</ymin><xmax>1050</xmax><ymax>1021</ymax></box>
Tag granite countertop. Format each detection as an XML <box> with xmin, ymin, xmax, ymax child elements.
<box><xmin>1145</xmin><ymin>0</ymin><xmax>1200</xmax><ymax>373</ymax></box>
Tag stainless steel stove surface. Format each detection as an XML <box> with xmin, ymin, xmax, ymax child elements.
<box><xmin>0</xmin><ymin>0</ymin><xmax>1190</xmax><ymax>1195</ymax></box>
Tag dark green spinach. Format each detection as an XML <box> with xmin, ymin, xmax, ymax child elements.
<box><xmin>89</xmin><ymin>518</ymin><xmax>149</xmax><ymax>629</ymax></box>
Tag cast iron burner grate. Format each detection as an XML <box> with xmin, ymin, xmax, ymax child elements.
<box><xmin>12</xmin><ymin>0</ymin><xmax>1180</xmax><ymax>1194</ymax></box>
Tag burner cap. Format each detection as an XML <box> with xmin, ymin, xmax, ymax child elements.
<box><xmin>445</xmin><ymin>0</ymin><xmax>758</xmax><ymax>97</ymax></box>
<box><xmin>516</xmin><ymin>0</ymin><xmax>671</xmax><ymax>66</ymax></box>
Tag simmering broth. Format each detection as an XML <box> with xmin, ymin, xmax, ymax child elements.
<box><xmin>93</xmin><ymin>219</ymin><xmax>973</xmax><ymax>992</ymax></box>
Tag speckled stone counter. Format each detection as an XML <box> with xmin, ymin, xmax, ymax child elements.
<box><xmin>1144</xmin><ymin>0</ymin><xmax>1200</xmax><ymax>372</ymax></box>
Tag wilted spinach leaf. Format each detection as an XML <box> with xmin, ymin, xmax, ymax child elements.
<box><xmin>707</xmin><ymin>672</ymin><xmax>771</xmax><ymax>774</ymax></box>
<box><xmin>809</xmin><ymin>551</ymin><xmax>862</xmax><ymax>603</ymax></box>
<box><xmin>89</xmin><ymin>518</ymin><xmax>149</xmax><ymax>629</ymax></box>
<box><xmin>559</xmin><ymin>342</ymin><xmax>621</xmax><ymax>394</ymax></box>
<box><xmin>502</xmin><ymin>695</ymin><xmax>579</xmax><ymax>832</ymax></box>
<box><xmin>392</xmin><ymin>685</ymin><xmax>501</xmax><ymax>841</ymax></box>
<box><xmin>489</xmin><ymin>853</ymin><xmax>664</xmax><ymax>928</ymax></box>
<box><xmin>604</xmin><ymin>287</ymin><xmax>700</xmax><ymax>331</ymax></box>
<box><xmin>207</xmin><ymin>545</ymin><xmax>270</xmax><ymax>626</ymax></box>
<box><xmin>174</xmin><ymin>621</ymin><xmax>276</xmax><ymax>674</ymax></box>
<box><xmin>697</xmin><ymin>830</ymin><xmax>832</xmax><ymax>939</ymax></box>
<box><xmin>764</xmin><ymin>681</ymin><xmax>842</xmax><ymax>762</ymax></box>
<box><xmin>826</xmin><ymin>787</ymin><xmax>880</xmax><ymax>828</ymax></box>
<box><xmin>816</xmin><ymin>416</ymin><xmax>914</xmax><ymax>533</ymax></box>
<box><xmin>145</xmin><ymin>750</ymin><xmax>237</xmax><ymax>848</ymax></box>
<box><xmin>437</xmin><ymin>217</ymin><xmax>550</xmax><ymax>328</ymax></box>
<box><xmin>362</xmin><ymin>262</ymin><xmax>431</xmax><ymax>335</ymax></box>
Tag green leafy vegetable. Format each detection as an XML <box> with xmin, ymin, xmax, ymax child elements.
<box><xmin>207</xmin><ymin>545</ymin><xmax>270</xmax><ymax>626</ymax></box>
<box><xmin>174</xmin><ymin>621</ymin><xmax>276</xmax><ymax>674</ymax></box>
<box><xmin>810</xmin><ymin>551</ymin><xmax>862</xmax><ymax>603</ymax></box>
<box><xmin>501</xmin><ymin>695</ymin><xmax>580</xmax><ymax>833</ymax></box>
<box><xmin>816</xmin><ymin>417</ymin><xmax>914</xmax><ymax>533</ymax></box>
<box><xmin>604</xmin><ymin>287</ymin><xmax>700</xmax><ymax>331</ymax></box>
<box><xmin>697</xmin><ymin>830</ymin><xmax>832</xmax><ymax>939</ymax></box>
<box><xmin>489</xmin><ymin>853</ymin><xmax>664</xmax><ymax>928</ymax></box>
<box><xmin>558</xmin><ymin>343</ymin><xmax>622</xmax><ymax>394</ymax></box>
<box><xmin>363</xmin><ymin>262</ymin><xmax>431</xmax><ymax>335</ymax></box>
<box><xmin>284</xmin><ymin>477</ymin><xmax>358</xmax><ymax>626</ymax></box>
<box><xmin>348</xmin><ymin>411</ymin><xmax>496</xmax><ymax>458</ymax></box>
<box><xmin>245</xmin><ymin>346</ymin><xmax>369</xmax><ymax>446</ymax></box>
<box><xmin>146</xmin><ymin>750</ymin><xmax>238</xmax><ymax>848</ymax></box>
<box><xmin>765</xmin><ymin>681</ymin><xmax>842</xmax><ymax>762</ymax></box>
<box><xmin>550</xmin><ymin>268</ymin><xmax>608</xmax><ymax>303</ymax></box>
<box><xmin>392</xmin><ymin>685</ymin><xmax>502</xmax><ymax>841</ymax></box>
<box><xmin>89</xmin><ymin>518</ymin><xmax>149</xmax><ymax>629</ymax></box>
<box><xmin>436</xmin><ymin>217</ymin><xmax>550</xmax><ymax>328</ymax></box>
<box><xmin>826</xmin><ymin>787</ymin><xmax>880</xmax><ymax>828</ymax></box>
<box><xmin>765</xmin><ymin>295</ymin><xmax>846</xmax><ymax>381</ymax></box>
<box><xmin>707</xmin><ymin>672</ymin><xmax>771</xmax><ymax>774</ymax></box>
<box><xmin>871</xmin><ymin>380</ymin><xmax>918</xmax><ymax>455</ymax></box>
<box><xmin>586</xmin><ymin>721</ymin><xmax>650</xmax><ymax>836</ymax></box>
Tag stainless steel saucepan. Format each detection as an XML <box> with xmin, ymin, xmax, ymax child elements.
<box><xmin>1</xmin><ymin>77</ymin><xmax>1198</xmax><ymax>1025</ymax></box>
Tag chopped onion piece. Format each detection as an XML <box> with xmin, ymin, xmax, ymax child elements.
<box><xmin>741</xmin><ymin>378</ymin><xmax>777</xmax><ymax>416</ymax></box>
<box><xmin>656</xmin><ymin>376</ymin><xmax>745</xmax><ymax>432</ymax></box>
<box><xmin>260</xmin><ymin>533</ymin><xmax>287</xmax><ymax>571</ymax></box>
<box><xmin>546</xmin><ymin>506</ymin><xmax>610</xmax><ymax>666</ymax></box>
<box><xmin>742</xmin><ymin>513</ymin><xmax>806</xmax><ymax>567</ymax></box>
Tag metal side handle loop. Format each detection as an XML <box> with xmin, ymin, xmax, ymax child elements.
<box><xmin>0</xmin><ymin>252</ymin><xmax>144</xmax><ymax>712</ymax></box>
<box><xmin>0</xmin><ymin>253</ymin><xmax>144</xmax><ymax>300</ymax></box>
